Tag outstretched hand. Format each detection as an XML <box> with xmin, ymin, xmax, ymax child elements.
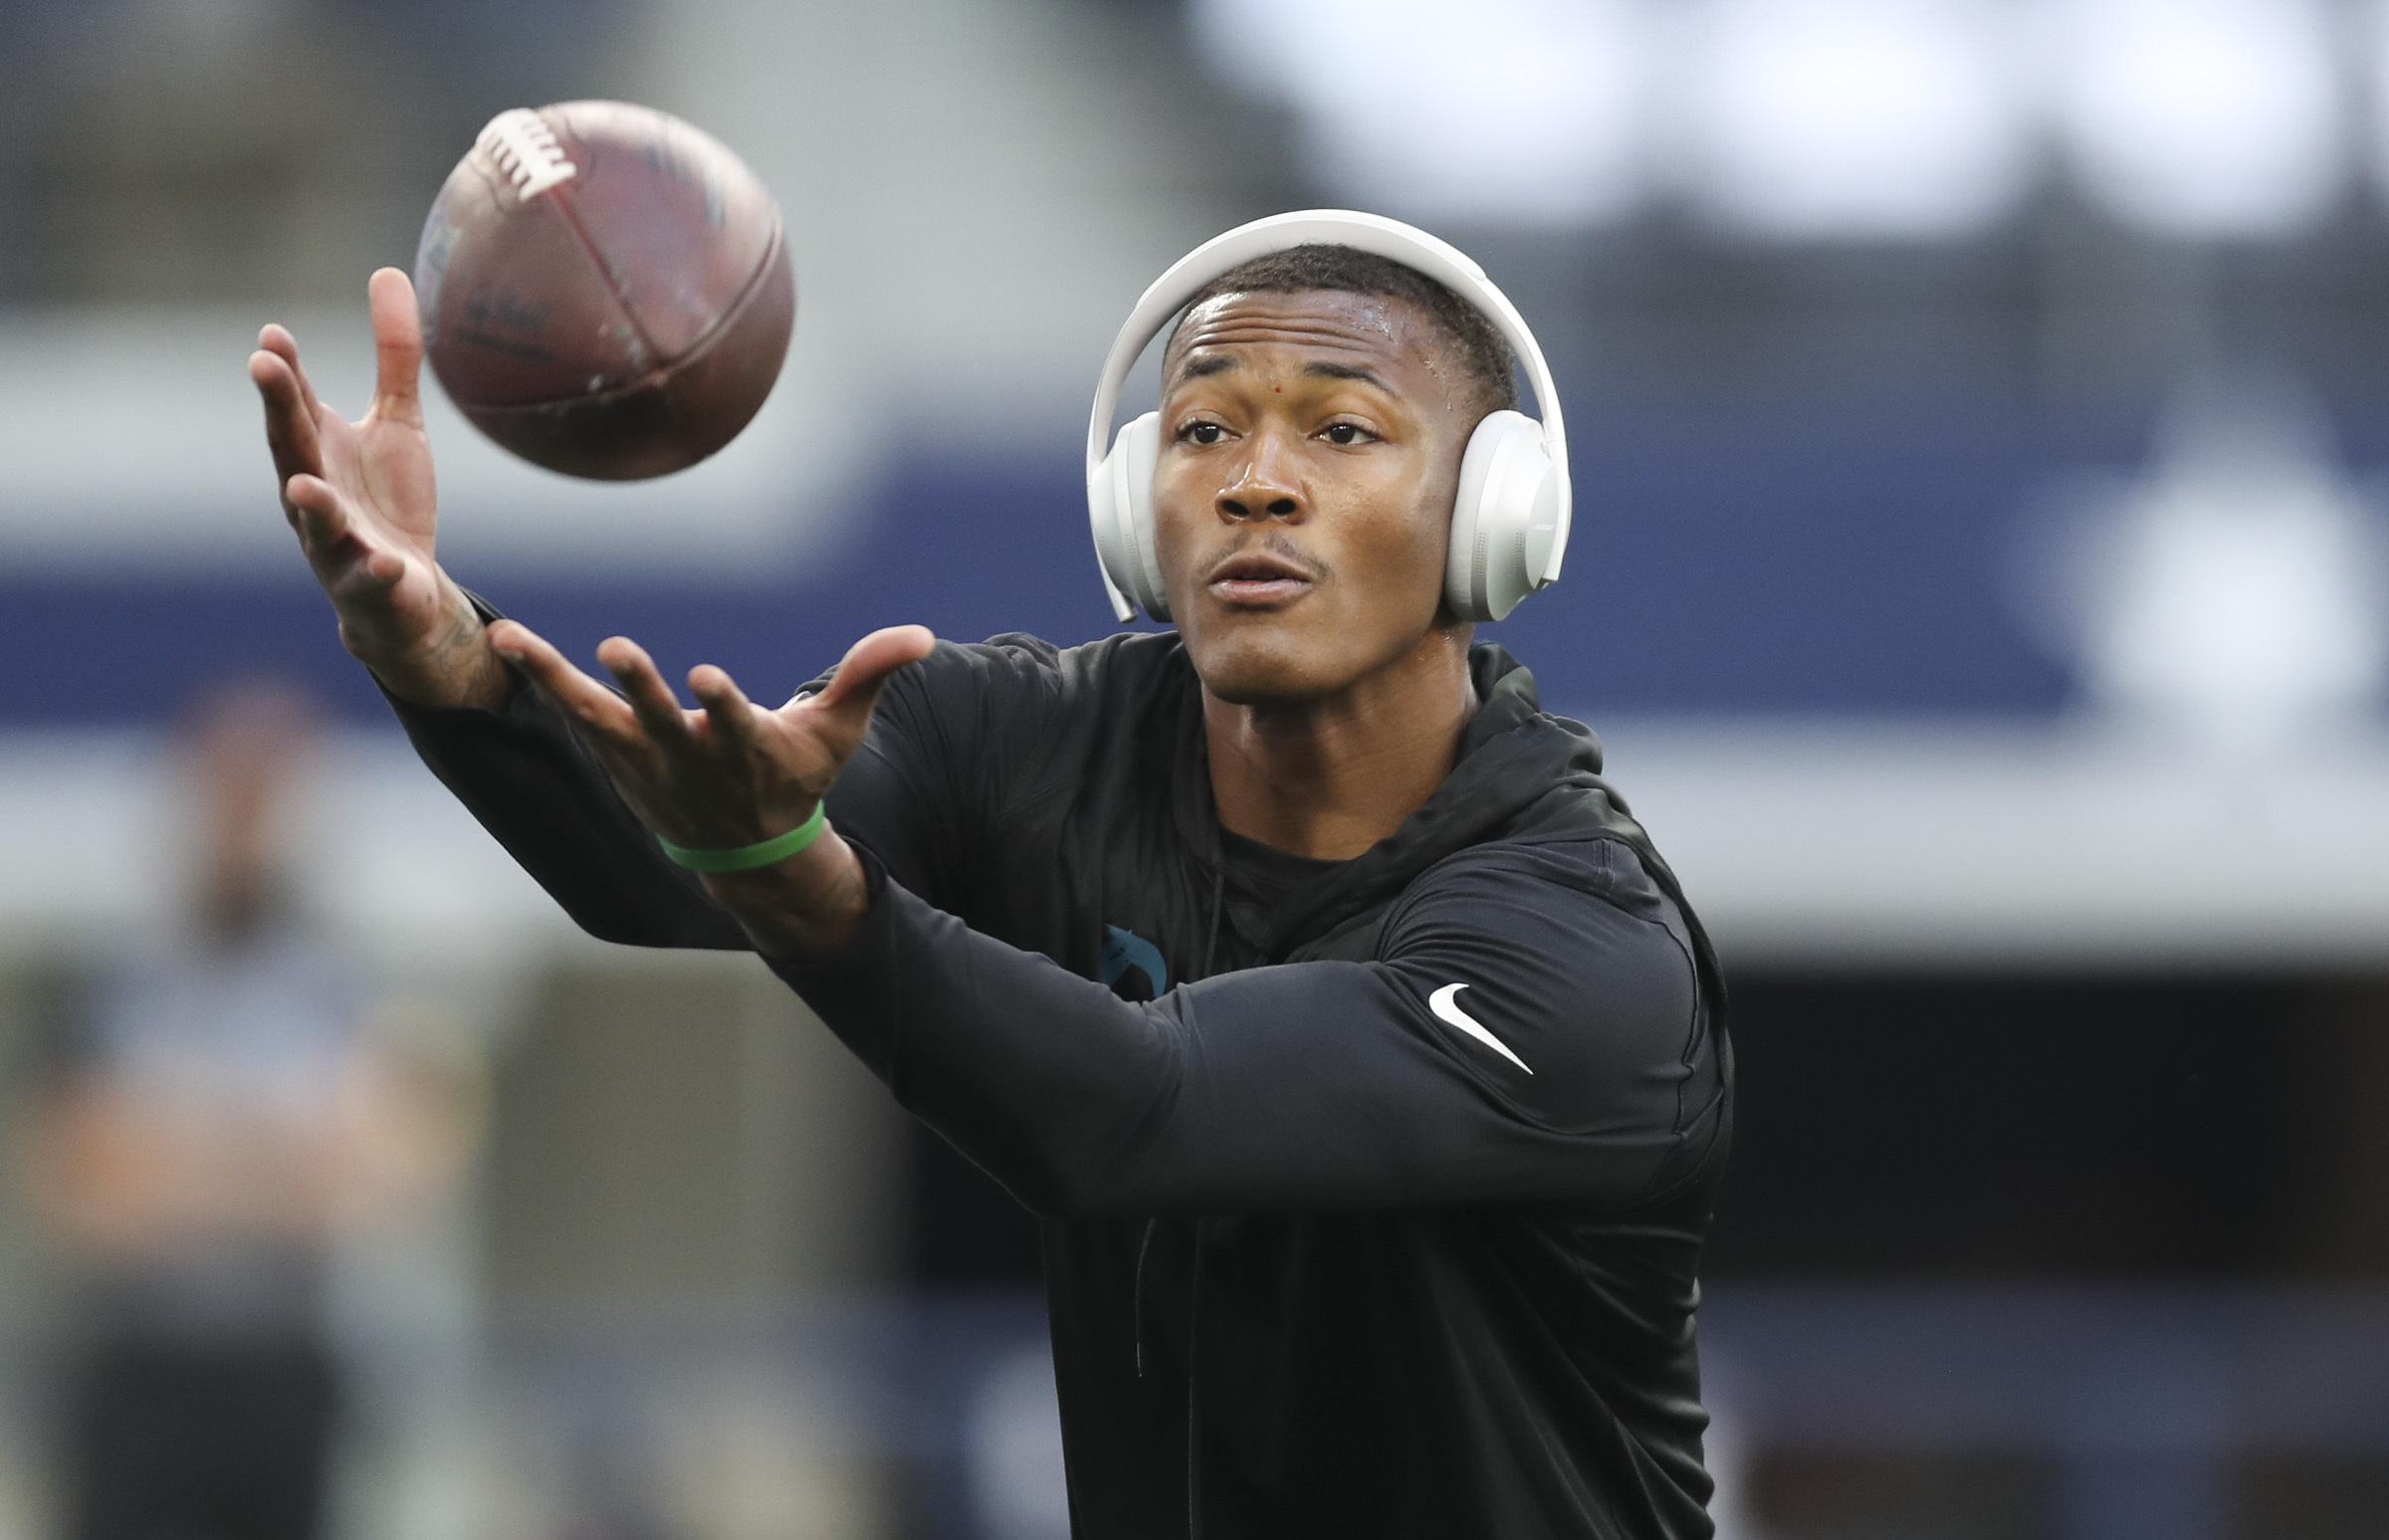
<box><xmin>490</xmin><ymin>619</ymin><xmax>939</xmax><ymax>953</ymax></box>
<box><xmin>252</xmin><ymin>269</ymin><xmax>505</xmax><ymax>709</ymax></box>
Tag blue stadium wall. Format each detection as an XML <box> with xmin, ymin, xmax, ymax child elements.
<box><xmin>15</xmin><ymin>389</ymin><xmax>2387</xmax><ymax>728</ymax></box>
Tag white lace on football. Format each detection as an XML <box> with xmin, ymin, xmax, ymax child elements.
<box><xmin>476</xmin><ymin>109</ymin><xmax>577</xmax><ymax>202</ymax></box>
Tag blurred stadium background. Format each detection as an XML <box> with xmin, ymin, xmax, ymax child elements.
<box><xmin>5</xmin><ymin>0</ymin><xmax>2389</xmax><ymax>1535</ymax></box>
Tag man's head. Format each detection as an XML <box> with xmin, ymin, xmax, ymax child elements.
<box><xmin>1151</xmin><ymin>245</ymin><xmax>1519</xmax><ymax>709</ymax></box>
<box><xmin>177</xmin><ymin>679</ymin><xmax>318</xmax><ymax>946</ymax></box>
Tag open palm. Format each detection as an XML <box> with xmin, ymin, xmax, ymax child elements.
<box><xmin>488</xmin><ymin>622</ymin><xmax>937</xmax><ymax>852</ymax></box>
<box><xmin>251</xmin><ymin>268</ymin><xmax>451</xmax><ymax>672</ymax></box>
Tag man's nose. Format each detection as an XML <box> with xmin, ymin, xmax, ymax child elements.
<box><xmin>1217</xmin><ymin>431</ymin><xmax>1304</xmax><ymax>522</ymax></box>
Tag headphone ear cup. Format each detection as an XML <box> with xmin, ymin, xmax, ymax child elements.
<box><xmin>1114</xmin><ymin>412</ymin><xmax>1169</xmax><ymax>621</ymax></box>
<box><xmin>1446</xmin><ymin>410</ymin><xmax>1559</xmax><ymax>622</ymax></box>
<box><xmin>1089</xmin><ymin>411</ymin><xmax>1170</xmax><ymax>621</ymax></box>
<box><xmin>1088</xmin><ymin>436</ymin><xmax>1137</xmax><ymax>624</ymax></box>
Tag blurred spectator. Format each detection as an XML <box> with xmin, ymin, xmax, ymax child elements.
<box><xmin>18</xmin><ymin>682</ymin><xmax>474</xmax><ymax>1540</ymax></box>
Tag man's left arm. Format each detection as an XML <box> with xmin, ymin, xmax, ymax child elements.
<box><xmin>478</xmin><ymin>625</ymin><xmax>1720</xmax><ymax>1213</ymax></box>
<box><xmin>773</xmin><ymin>837</ymin><xmax>1724</xmax><ymax>1216</ymax></box>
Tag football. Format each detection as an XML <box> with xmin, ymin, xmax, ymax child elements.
<box><xmin>412</xmin><ymin>101</ymin><xmax>794</xmax><ymax>480</ymax></box>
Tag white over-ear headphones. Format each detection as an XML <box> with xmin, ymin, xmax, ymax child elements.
<box><xmin>1086</xmin><ymin>209</ymin><xmax>1571</xmax><ymax>625</ymax></box>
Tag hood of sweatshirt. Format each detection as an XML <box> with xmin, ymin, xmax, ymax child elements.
<box><xmin>1160</xmin><ymin>641</ymin><xmax>1679</xmax><ymax>965</ymax></box>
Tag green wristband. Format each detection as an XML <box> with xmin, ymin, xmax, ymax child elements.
<box><xmin>656</xmin><ymin>802</ymin><xmax>828</xmax><ymax>872</ymax></box>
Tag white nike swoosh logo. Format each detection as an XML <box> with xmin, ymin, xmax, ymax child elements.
<box><xmin>1427</xmin><ymin>984</ymin><xmax>1533</xmax><ymax>1075</ymax></box>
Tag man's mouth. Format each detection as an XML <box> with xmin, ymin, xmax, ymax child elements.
<box><xmin>1204</xmin><ymin>550</ymin><xmax>1318</xmax><ymax>607</ymax></box>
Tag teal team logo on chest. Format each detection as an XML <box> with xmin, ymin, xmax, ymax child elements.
<box><xmin>1101</xmin><ymin>925</ymin><xmax>1169</xmax><ymax>1002</ymax></box>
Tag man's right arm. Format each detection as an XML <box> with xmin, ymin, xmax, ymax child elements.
<box><xmin>256</xmin><ymin>271</ymin><xmax>968</xmax><ymax>953</ymax></box>
<box><xmin>251</xmin><ymin>267</ymin><xmax>509</xmax><ymax>714</ymax></box>
<box><xmin>253</xmin><ymin>271</ymin><xmax>743</xmax><ymax>948</ymax></box>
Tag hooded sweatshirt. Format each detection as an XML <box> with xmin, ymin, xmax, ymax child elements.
<box><xmin>393</xmin><ymin>627</ymin><xmax>1733</xmax><ymax>1540</ymax></box>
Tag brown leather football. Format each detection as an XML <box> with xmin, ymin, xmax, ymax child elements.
<box><xmin>412</xmin><ymin>102</ymin><xmax>794</xmax><ymax>480</ymax></box>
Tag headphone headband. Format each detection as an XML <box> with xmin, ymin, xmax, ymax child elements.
<box><xmin>1085</xmin><ymin>211</ymin><xmax>1570</xmax><ymax>620</ymax></box>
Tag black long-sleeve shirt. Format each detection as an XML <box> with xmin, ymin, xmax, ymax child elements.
<box><xmin>396</xmin><ymin>626</ymin><xmax>1732</xmax><ymax>1539</ymax></box>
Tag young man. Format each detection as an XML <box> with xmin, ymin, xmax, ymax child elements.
<box><xmin>251</xmin><ymin>230</ymin><xmax>1732</xmax><ymax>1538</ymax></box>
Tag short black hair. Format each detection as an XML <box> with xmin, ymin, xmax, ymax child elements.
<box><xmin>1166</xmin><ymin>244</ymin><xmax>1519</xmax><ymax>417</ymax></box>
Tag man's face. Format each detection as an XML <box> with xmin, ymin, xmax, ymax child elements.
<box><xmin>1152</xmin><ymin>288</ymin><xmax>1477</xmax><ymax>707</ymax></box>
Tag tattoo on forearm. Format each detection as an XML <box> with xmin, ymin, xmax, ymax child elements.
<box><xmin>356</xmin><ymin>581</ymin><xmax>508</xmax><ymax>710</ymax></box>
<box><xmin>427</xmin><ymin>591</ymin><xmax>510</xmax><ymax>706</ymax></box>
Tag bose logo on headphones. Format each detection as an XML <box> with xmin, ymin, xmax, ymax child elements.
<box><xmin>1083</xmin><ymin>209</ymin><xmax>1573</xmax><ymax>627</ymax></box>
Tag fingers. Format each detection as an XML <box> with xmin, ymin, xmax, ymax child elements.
<box><xmin>488</xmin><ymin>621</ymin><xmax>639</xmax><ymax>741</ymax></box>
<box><xmin>813</xmin><ymin>626</ymin><xmax>938</xmax><ymax>709</ymax></box>
<box><xmin>257</xmin><ymin>322</ymin><xmax>326</xmax><ymax>418</ymax></box>
<box><xmin>596</xmin><ymin>636</ymin><xmax>699</xmax><ymax>749</ymax></box>
<box><xmin>798</xmin><ymin>625</ymin><xmax>937</xmax><ymax>746</ymax></box>
<box><xmin>281</xmin><ymin>474</ymin><xmax>391</xmax><ymax>592</ymax></box>
<box><xmin>249</xmin><ymin>344</ymin><xmax>326</xmax><ymax>491</ymax></box>
<box><xmin>488</xmin><ymin>622</ymin><xmax>930</xmax><ymax>813</ymax></box>
<box><xmin>688</xmin><ymin>664</ymin><xmax>762</xmax><ymax>759</ymax></box>
<box><xmin>365</xmin><ymin>269</ymin><xmax>426</xmax><ymax>428</ymax></box>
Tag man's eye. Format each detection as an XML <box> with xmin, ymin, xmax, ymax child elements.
<box><xmin>1181</xmin><ymin>422</ymin><xmax>1225</xmax><ymax>446</ymax></box>
<box><xmin>1322</xmin><ymin>423</ymin><xmax>1373</xmax><ymax>446</ymax></box>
